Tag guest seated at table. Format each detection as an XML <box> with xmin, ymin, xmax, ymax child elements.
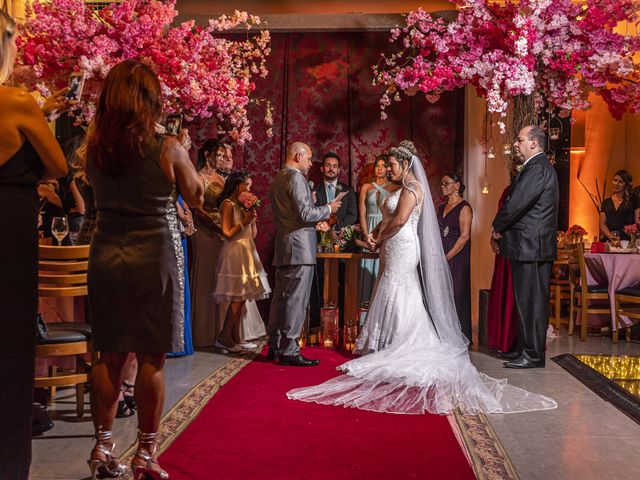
<box><xmin>599</xmin><ymin>170</ymin><xmax>639</xmax><ymax>242</ymax></box>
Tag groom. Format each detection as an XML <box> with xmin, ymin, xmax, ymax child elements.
<box><xmin>492</xmin><ymin>125</ymin><xmax>558</xmax><ymax>369</ymax></box>
<box><xmin>268</xmin><ymin>142</ymin><xmax>341</xmax><ymax>366</ymax></box>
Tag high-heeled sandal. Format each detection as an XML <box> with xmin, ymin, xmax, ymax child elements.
<box><xmin>132</xmin><ymin>432</ymin><xmax>169</xmax><ymax>480</ymax></box>
<box><xmin>87</xmin><ymin>430</ymin><xmax>128</xmax><ymax>479</ymax></box>
<box><xmin>116</xmin><ymin>381</ymin><xmax>137</xmax><ymax>418</ymax></box>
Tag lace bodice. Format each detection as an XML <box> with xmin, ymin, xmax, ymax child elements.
<box><xmin>379</xmin><ymin>185</ymin><xmax>423</xmax><ymax>279</ymax></box>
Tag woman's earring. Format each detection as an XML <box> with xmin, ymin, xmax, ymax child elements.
<box><xmin>454</xmin><ymin>190</ymin><xmax>459</xmax><ymax>196</ymax></box>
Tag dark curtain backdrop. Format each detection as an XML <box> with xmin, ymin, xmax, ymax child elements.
<box><xmin>190</xmin><ymin>32</ymin><xmax>464</xmax><ymax>296</ymax></box>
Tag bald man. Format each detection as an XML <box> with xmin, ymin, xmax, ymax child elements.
<box><xmin>267</xmin><ymin>142</ymin><xmax>341</xmax><ymax>366</ymax></box>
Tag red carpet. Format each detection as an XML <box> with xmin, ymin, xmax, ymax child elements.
<box><xmin>160</xmin><ymin>347</ymin><xmax>475</xmax><ymax>480</ymax></box>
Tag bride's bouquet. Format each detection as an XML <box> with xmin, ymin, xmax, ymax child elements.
<box><xmin>237</xmin><ymin>191</ymin><xmax>261</xmax><ymax>211</ymax></box>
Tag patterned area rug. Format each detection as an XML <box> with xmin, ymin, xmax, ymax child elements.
<box><xmin>122</xmin><ymin>342</ymin><xmax>517</xmax><ymax>479</ymax></box>
<box><xmin>453</xmin><ymin>411</ymin><xmax>520</xmax><ymax>480</ymax></box>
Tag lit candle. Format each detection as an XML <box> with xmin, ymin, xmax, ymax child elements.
<box><xmin>323</xmin><ymin>339</ymin><xmax>333</xmax><ymax>348</ymax></box>
<box><xmin>333</xmin><ymin>244</ymin><xmax>340</xmax><ymax>253</ymax></box>
<box><xmin>309</xmin><ymin>334</ymin><xmax>316</xmax><ymax>345</ymax></box>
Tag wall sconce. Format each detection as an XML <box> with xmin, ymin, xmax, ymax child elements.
<box><xmin>502</xmin><ymin>143</ymin><xmax>513</xmax><ymax>156</ymax></box>
<box><xmin>481</xmin><ymin>179</ymin><xmax>491</xmax><ymax>195</ymax></box>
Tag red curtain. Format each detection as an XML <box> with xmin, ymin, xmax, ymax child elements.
<box><xmin>190</xmin><ymin>32</ymin><xmax>464</xmax><ymax>290</ymax></box>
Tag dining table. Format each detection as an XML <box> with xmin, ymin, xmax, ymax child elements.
<box><xmin>584</xmin><ymin>251</ymin><xmax>640</xmax><ymax>329</ymax></box>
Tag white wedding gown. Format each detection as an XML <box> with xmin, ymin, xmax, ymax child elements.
<box><xmin>288</xmin><ymin>187</ymin><xmax>557</xmax><ymax>415</ymax></box>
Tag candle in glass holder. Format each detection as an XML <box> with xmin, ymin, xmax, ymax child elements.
<box><xmin>323</xmin><ymin>339</ymin><xmax>334</xmax><ymax>349</ymax></box>
<box><xmin>333</xmin><ymin>244</ymin><xmax>340</xmax><ymax>253</ymax></box>
<box><xmin>309</xmin><ymin>334</ymin><xmax>317</xmax><ymax>345</ymax></box>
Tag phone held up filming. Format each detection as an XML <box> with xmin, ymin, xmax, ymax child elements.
<box><xmin>65</xmin><ymin>73</ymin><xmax>85</xmax><ymax>103</ymax></box>
<box><xmin>165</xmin><ymin>114</ymin><xmax>183</xmax><ymax>136</ymax></box>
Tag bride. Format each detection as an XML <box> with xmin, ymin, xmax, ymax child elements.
<box><xmin>288</xmin><ymin>141</ymin><xmax>557</xmax><ymax>415</ymax></box>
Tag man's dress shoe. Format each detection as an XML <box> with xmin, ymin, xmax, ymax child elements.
<box><xmin>267</xmin><ymin>347</ymin><xmax>279</xmax><ymax>361</ymax></box>
<box><xmin>279</xmin><ymin>354</ymin><xmax>320</xmax><ymax>367</ymax></box>
<box><xmin>503</xmin><ymin>356</ymin><xmax>545</xmax><ymax>369</ymax></box>
<box><xmin>498</xmin><ymin>350</ymin><xmax>521</xmax><ymax>360</ymax></box>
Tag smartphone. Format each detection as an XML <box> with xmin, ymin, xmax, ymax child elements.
<box><xmin>165</xmin><ymin>114</ymin><xmax>183</xmax><ymax>136</ymax></box>
<box><xmin>65</xmin><ymin>72</ymin><xmax>85</xmax><ymax>103</ymax></box>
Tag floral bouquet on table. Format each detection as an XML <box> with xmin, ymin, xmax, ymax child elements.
<box><xmin>237</xmin><ymin>191</ymin><xmax>261</xmax><ymax>210</ymax></box>
<box><xmin>334</xmin><ymin>224</ymin><xmax>364</xmax><ymax>253</ymax></box>
<box><xmin>566</xmin><ymin>224</ymin><xmax>587</xmax><ymax>243</ymax></box>
<box><xmin>624</xmin><ymin>223</ymin><xmax>639</xmax><ymax>249</ymax></box>
<box><xmin>317</xmin><ymin>215</ymin><xmax>338</xmax><ymax>251</ymax></box>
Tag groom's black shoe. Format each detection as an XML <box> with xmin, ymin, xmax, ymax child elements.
<box><xmin>503</xmin><ymin>356</ymin><xmax>545</xmax><ymax>369</ymax></box>
<box><xmin>279</xmin><ymin>354</ymin><xmax>320</xmax><ymax>367</ymax></box>
<box><xmin>267</xmin><ymin>347</ymin><xmax>279</xmax><ymax>361</ymax></box>
<box><xmin>498</xmin><ymin>350</ymin><xmax>521</xmax><ymax>360</ymax></box>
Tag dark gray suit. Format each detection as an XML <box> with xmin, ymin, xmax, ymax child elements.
<box><xmin>268</xmin><ymin>167</ymin><xmax>331</xmax><ymax>356</ymax></box>
<box><xmin>313</xmin><ymin>181</ymin><xmax>358</xmax><ymax>228</ymax></box>
<box><xmin>492</xmin><ymin>152</ymin><xmax>558</xmax><ymax>363</ymax></box>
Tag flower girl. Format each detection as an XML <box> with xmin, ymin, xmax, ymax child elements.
<box><xmin>213</xmin><ymin>171</ymin><xmax>270</xmax><ymax>352</ymax></box>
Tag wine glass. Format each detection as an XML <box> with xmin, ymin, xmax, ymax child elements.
<box><xmin>51</xmin><ymin>216</ymin><xmax>69</xmax><ymax>246</ymax></box>
<box><xmin>610</xmin><ymin>231</ymin><xmax>620</xmax><ymax>247</ymax></box>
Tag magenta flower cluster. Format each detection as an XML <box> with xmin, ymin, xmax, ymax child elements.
<box><xmin>374</xmin><ymin>0</ymin><xmax>640</xmax><ymax>130</ymax></box>
<box><xmin>16</xmin><ymin>0</ymin><xmax>272</xmax><ymax>144</ymax></box>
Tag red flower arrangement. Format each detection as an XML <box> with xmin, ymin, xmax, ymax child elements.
<box><xmin>237</xmin><ymin>191</ymin><xmax>261</xmax><ymax>211</ymax></box>
<box><xmin>566</xmin><ymin>224</ymin><xmax>588</xmax><ymax>237</ymax></box>
<box><xmin>623</xmin><ymin>223</ymin><xmax>639</xmax><ymax>236</ymax></box>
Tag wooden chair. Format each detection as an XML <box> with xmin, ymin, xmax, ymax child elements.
<box><xmin>566</xmin><ymin>243</ymin><xmax>611</xmax><ymax>342</ymax></box>
<box><xmin>36</xmin><ymin>244</ymin><xmax>95</xmax><ymax>417</ymax></box>
<box><xmin>614</xmin><ymin>288</ymin><xmax>640</xmax><ymax>343</ymax></box>
<box><xmin>549</xmin><ymin>248</ymin><xmax>571</xmax><ymax>330</ymax></box>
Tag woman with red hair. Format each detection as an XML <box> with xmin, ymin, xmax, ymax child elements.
<box><xmin>85</xmin><ymin>59</ymin><xmax>203</xmax><ymax>479</ymax></box>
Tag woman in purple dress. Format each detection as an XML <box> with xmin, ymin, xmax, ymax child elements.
<box><xmin>437</xmin><ymin>173</ymin><xmax>473</xmax><ymax>341</ymax></box>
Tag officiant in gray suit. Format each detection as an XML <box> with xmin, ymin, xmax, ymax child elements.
<box><xmin>268</xmin><ymin>142</ymin><xmax>341</xmax><ymax>366</ymax></box>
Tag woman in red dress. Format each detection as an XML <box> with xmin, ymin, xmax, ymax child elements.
<box><xmin>486</xmin><ymin>184</ymin><xmax>519</xmax><ymax>353</ymax></box>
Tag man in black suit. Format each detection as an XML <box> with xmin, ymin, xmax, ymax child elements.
<box><xmin>492</xmin><ymin>125</ymin><xmax>559</xmax><ymax>369</ymax></box>
<box><xmin>313</xmin><ymin>152</ymin><xmax>358</xmax><ymax>227</ymax></box>
<box><xmin>310</xmin><ymin>152</ymin><xmax>358</xmax><ymax>328</ymax></box>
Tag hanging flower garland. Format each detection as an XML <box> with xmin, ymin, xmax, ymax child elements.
<box><xmin>373</xmin><ymin>0</ymin><xmax>640</xmax><ymax>132</ymax></box>
<box><xmin>15</xmin><ymin>0</ymin><xmax>271</xmax><ymax>144</ymax></box>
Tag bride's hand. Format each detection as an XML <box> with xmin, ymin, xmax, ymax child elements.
<box><xmin>366</xmin><ymin>234</ymin><xmax>378</xmax><ymax>251</ymax></box>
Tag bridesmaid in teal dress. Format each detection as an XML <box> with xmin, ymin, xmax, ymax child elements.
<box><xmin>358</xmin><ymin>154</ymin><xmax>390</xmax><ymax>307</ymax></box>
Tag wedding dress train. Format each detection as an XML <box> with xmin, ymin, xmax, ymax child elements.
<box><xmin>288</xmin><ymin>184</ymin><xmax>557</xmax><ymax>415</ymax></box>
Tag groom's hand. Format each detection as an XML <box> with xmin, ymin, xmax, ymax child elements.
<box><xmin>328</xmin><ymin>200</ymin><xmax>342</xmax><ymax>213</ymax></box>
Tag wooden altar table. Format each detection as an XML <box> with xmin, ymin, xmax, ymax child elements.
<box><xmin>316</xmin><ymin>252</ymin><xmax>379</xmax><ymax>325</ymax></box>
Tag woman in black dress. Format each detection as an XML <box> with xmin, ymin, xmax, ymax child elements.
<box><xmin>599</xmin><ymin>170</ymin><xmax>639</xmax><ymax>242</ymax></box>
<box><xmin>0</xmin><ymin>10</ymin><xmax>67</xmax><ymax>479</ymax></box>
<box><xmin>85</xmin><ymin>60</ymin><xmax>203</xmax><ymax>479</ymax></box>
<box><xmin>437</xmin><ymin>173</ymin><xmax>473</xmax><ymax>342</ymax></box>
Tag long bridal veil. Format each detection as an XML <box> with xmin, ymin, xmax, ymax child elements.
<box><xmin>288</xmin><ymin>148</ymin><xmax>557</xmax><ymax>415</ymax></box>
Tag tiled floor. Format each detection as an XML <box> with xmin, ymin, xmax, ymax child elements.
<box><xmin>30</xmin><ymin>335</ymin><xmax>640</xmax><ymax>479</ymax></box>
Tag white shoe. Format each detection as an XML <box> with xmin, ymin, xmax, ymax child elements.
<box><xmin>238</xmin><ymin>342</ymin><xmax>258</xmax><ymax>350</ymax></box>
<box><xmin>214</xmin><ymin>340</ymin><xmax>241</xmax><ymax>353</ymax></box>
